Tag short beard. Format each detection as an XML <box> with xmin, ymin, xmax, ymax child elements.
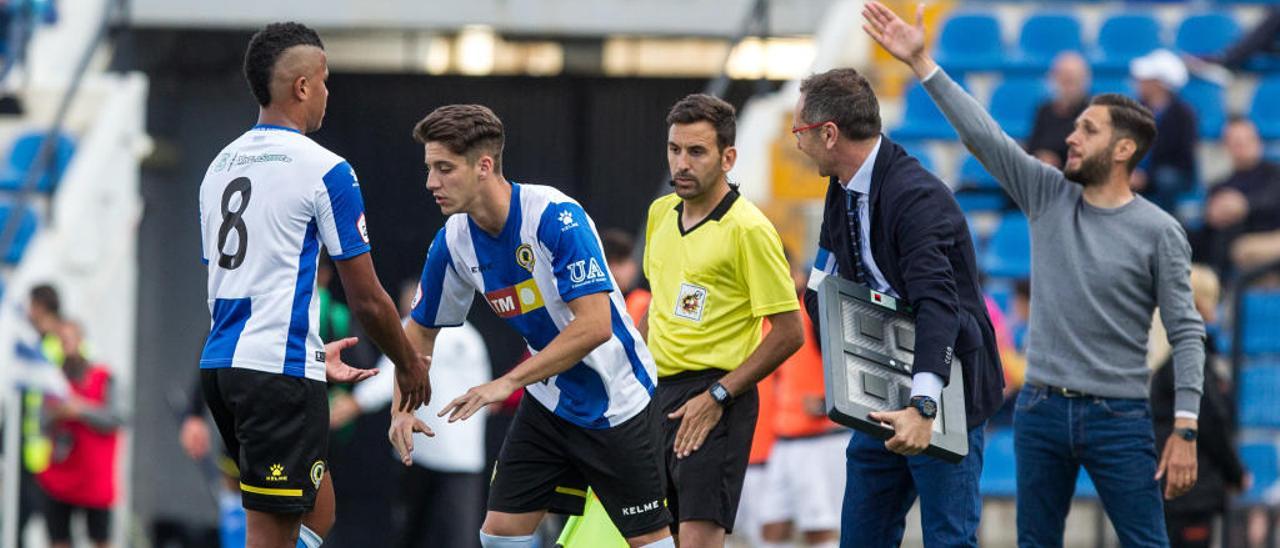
<box><xmin>1063</xmin><ymin>146</ymin><xmax>1112</xmax><ymax>187</ymax></box>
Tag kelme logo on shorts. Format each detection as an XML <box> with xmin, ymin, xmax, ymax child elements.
<box><xmin>266</xmin><ymin>463</ymin><xmax>288</xmax><ymax>482</ymax></box>
<box><xmin>310</xmin><ymin>461</ymin><xmax>325</xmax><ymax>489</ymax></box>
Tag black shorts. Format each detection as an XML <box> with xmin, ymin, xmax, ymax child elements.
<box><xmin>201</xmin><ymin>368</ymin><xmax>328</xmax><ymax>514</ymax></box>
<box><xmin>657</xmin><ymin>369</ymin><xmax>758</xmax><ymax>533</ymax></box>
<box><xmin>44</xmin><ymin>498</ymin><xmax>110</xmax><ymax>542</ymax></box>
<box><xmin>488</xmin><ymin>397</ymin><xmax>671</xmax><ymax>538</ymax></box>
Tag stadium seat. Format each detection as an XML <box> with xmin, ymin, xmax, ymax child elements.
<box><xmin>989</xmin><ymin>78</ymin><xmax>1050</xmax><ymax>140</ymax></box>
<box><xmin>1250</xmin><ymin>77</ymin><xmax>1280</xmax><ymax>140</ymax></box>
<box><xmin>0</xmin><ymin>130</ymin><xmax>76</xmax><ymax>192</ymax></box>
<box><xmin>1176</xmin><ymin>13</ymin><xmax>1240</xmax><ymax>58</ymax></box>
<box><xmin>981</xmin><ymin>213</ymin><xmax>1030</xmax><ymax>279</ymax></box>
<box><xmin>898</xmin><ymin>140</ymin><xmax>935</xmax><ymax>172</ymax></box>
<box><xmin>979</xmin><ymin>427</ymin><xmax>1017</xmax><ymax>497</ymax></box>
<box><xmin>1092</xmin><ymin>14</ymin><xmax>1163</xmax><ymax>74</ymax></box>
<box><xmin>1239</xmin><ymin>363</ymin><xmax>1280</xmax><ymax>429</ymax></box>
<box><xmin>891</xmin><ymin>82</ymin><xmax>958</xmax><ymax>140</ymax></box>
<box><xmin>959</xmin><ymin>155</ymin><xmax>1000</xmax><ymax>190</ymax></box>
<box><xmin>1242</xmin><ymin>291</ymin><xmax>1280</xmax><ymax>355</ymax></box>
<box><xmin>935</xmin><ymin>14</ymin><xmax>1006</xmax><ymax>73</ymax></box>
<box><xmin>1011</xmin><ymin>13</ymin><xmax>1084</xmax><ymax>73</ymax></box>
<box><xmin>1180</xmin><ymin>78</ymin><xmax>1225</xmax><ymax>138</ymax></box>
<box><xmin>1239</xmin><ymin>442</ymin><xmax>1278</xmax><ymax>505</ymax></box>
<box><xmin>956</xmin><ymin>192</ymin><xmax>1007</xmax><ymax>214</ymax></box>
<box><xmin>0</xmin><ymin>202</ymin><xmax>38</xmax><ymax>263</ymax></box>
<box><xmin>1091</xmin><ymin>76</ymin><xmax>1133</xmax><ymax>97</ymax></box>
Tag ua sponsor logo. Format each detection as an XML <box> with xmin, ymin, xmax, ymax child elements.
<box><xmin>567</xmin><ymin>258</ymin><xmax>606</xmax><ymax>284</ymax></box>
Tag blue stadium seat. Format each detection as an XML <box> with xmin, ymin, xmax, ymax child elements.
<box><xmin>1092</xmin><ymin>14</ymin><xmax>1163</xmax><ymax>74</ymax></box>
<box><xmin>1181</xmin><ymin>78</ymin><xmax>1226</xmax><ymax>139</ymax></box>
<box><xmin>935</xmin><ymin>14</ymin><xmax>1006</xmax><ymax>73</ymax></box>
<box><xmin>981</xmin><ymin>213</ymin><xmax>1031</xmax><ymax>279</ymax></box>
<box><xmin>0</xmin><ymin>130</ymin><xmax>76</xmax><ymax>192</ymax></box>
<box><xmin>0</xmin><ymin>202</ymin><xmax>38</xmax><ymax>263</ymax></box>
<box><xmin>1243</xmin><ymin>291</ymin><xmax>1280</xmax><ymax>355</ymax></box>
<box><xmin>899</xmin><ymin>141</ymin><xmax>935</xmax><ymax>172</ymax></box>
<box><xmin>960</xmin><ymin>155</ymin><xmax>1000</xmax><ymax>190</ymax></box>
<box><xmin>1239</xmin><ymin>364</ymin><xmax>1280</xmax><ymax>429</ymax></box>
<box><xmin>956</xmin><ymin>192</ymin><xmax>1006</xmax><ymax>214</ymax></box>
<box><xmin>979</xmin><ymin>427</ymin><xmax>1017</xmax><ymax>497</ymax></box>
<box><xmin>1239</xmin><ymin>442</ymin><xmax>1278</xmax><ymax>506</ymax></box>
<box><xmin>1011</xmin><ymin>13</ymin><xmax>1084</xmax><ymax>73</ymax></box>
<box><xmin>1176</xmin><ymin>13</ymin><xmax>1240</xmax><ymax>58</ymax></box>
<box><xmin>1092</xmin><ymin>76</ymin><xmax>1133</xmax><ymax>97</ymax></box>
<box><xmin>990</xmin><ymin>78</ymin><xmax>1050</xmax><ymax>140</ymax></box>
<box><xmin>1250</xmin><ymin>77</ymin><xmax>1280</xmax><ymax>140</ymax></box>
<box><xmin>891</xmin><ymin>82</ymin><xmax>957</xmax><ymax>140</ymax></box>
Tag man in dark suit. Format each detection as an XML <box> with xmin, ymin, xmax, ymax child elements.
<box><xmin>793</xmin><ymin>67</ymin><xmax>1004</xmax><ymax>546</ymax></box>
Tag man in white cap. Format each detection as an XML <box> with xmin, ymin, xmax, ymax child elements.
<box><xmin>1130</xmin><ymin>49</ymin><xmax>1200</xmax><ymax>215</ymax></box>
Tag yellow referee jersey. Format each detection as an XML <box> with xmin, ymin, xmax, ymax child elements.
<box><xmin>643</xmin><ymin>188</ymin><xmax>798</xmax><ymax>378</ymax></box>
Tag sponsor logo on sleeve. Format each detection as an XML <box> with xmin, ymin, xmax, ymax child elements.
<box><xmin>567</xmin><ymin>258</ymin><xmax>606</xmax><ymax>287</ymax></box>
<box><xmin>557</xmin><ymin>209</ymin><xmax>581</xmax><ymax>231</ymax></box>
<box><xmin>411</xmin><ymin>284</ymin><xmax>422</xmax><ymax>309</ymax></box>
<box><xmin>357</xmin><ymin>213</ymin><xmax>369</xmax><ymax>243</ymax></box>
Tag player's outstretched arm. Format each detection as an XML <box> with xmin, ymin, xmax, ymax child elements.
<box><xmin>334</xmin><ymin>253</ymin><xmax>431</xmax><ymax>412</ymax></box>
<box><xmin>438</xmin><ymin>292</ymin><xmax>612</xmax><ymax>423</ymax></box>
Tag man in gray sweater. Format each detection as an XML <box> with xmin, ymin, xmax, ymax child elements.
<box><xmin>864</xmin><ymin>3</ymin><xmax>1205</xmax><ymax>546</ymax></box>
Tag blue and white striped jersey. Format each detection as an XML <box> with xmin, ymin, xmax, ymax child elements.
<box><xmin>198</xmin><ymin>125</ymin><xmax>370</xmax><ymax>382</ymax></box>
<box><xmin>411</xmin><ymin>183</ymin><xmax>656</xmax><ymax>429</ymax></box>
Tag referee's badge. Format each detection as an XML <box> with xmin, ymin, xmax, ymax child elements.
<box><xmin>310</xmin><ymin>460</ymin><xmax>325</xmax><ymax>489</ymax></box>
<box><xmin>515</xmin><ymin>244</ymin><xmax>536</xmax><ymax>273</ymax></box>
<box><xmin>674</xmin><ymin>282</ymin><xmax>708</xmax><ymax>322</ymax></box>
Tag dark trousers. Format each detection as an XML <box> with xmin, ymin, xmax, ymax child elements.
<box><xmin>393</xmin><ymin>465</ymin><xmax>485</xmax><ymax>548</ymax></box>
<box><xmin>1166</xmin><ymin>512</ymin><xmax>1216</xmax><ymax>548</ymax></box>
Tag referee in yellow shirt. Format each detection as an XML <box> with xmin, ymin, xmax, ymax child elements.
<box><xmin>642</xmin><ymin>94</ymin><xmax>805</xmax><ymax>548</ymax></box>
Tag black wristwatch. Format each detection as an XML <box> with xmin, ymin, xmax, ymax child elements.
<box><xmin>1177</xmin><ymin>427</ymin><xmax>1198</xmax><ymax>442</ymax></box>
<box><xmin>708</xmin><ymin>382</ymin><xmax>733</xmax><ymax>407</ymax></box>
<box><xmin>909</xmin><ymin>395</ymin><xmax>938</xmax><ymax>420</ymax></box>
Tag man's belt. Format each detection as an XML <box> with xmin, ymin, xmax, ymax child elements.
<box><xmin>1033</xmin><ymin>383</ymin><xmax>1092</xmax><ymax>398</ymax></box>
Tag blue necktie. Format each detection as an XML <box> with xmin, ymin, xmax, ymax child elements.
<box><xmin>845</xmin><ymin>189</ymin><xmax>869</xmax><ymax>285</ymax></box>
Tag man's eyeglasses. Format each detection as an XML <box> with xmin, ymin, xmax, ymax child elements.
<box><xmin>791</xmin><ymin>120</ymin><xmax>833</xmax><ymax>136</ymax></box>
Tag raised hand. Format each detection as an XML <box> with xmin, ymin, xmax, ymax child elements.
<box><xmin>862</xmin><ymin>2</ymin><xmax>934</xmax><ymax>76</ymax></box>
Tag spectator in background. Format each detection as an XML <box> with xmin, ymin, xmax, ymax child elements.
<box><xmin>1027</xmin><ymin>52</ymin><xmax>1091</xmax><ymax>169</ymax></box>
<box><xmin>330</xmin><ymin>281</ymin><xmax>490</xmax><ymax>548</ymax></box>
<box><xmin>1192</xmin><ymin>7</ymin><xmax>1280</xmax><ymax>74</ymax></box>
<box><xmin>755</xmin><ymin>258</ymin><xmax>845</xmax><ymax>548</ymax></box>
<box><xmin>1130</xmin><ymin>49</ymin><xmax>1200</xmax><ymax>215</ymax></box>
<box><xmin>1151</xmin><ymin>265</ymin><xmax>1247</xmax><ymax>548</ymax></box>
<box><xmin>17</xmin><ymin>284</ymin><xmax>66</xmax><ymax>541</ymax></box>
<box><xmin>38</xmin><ymin>321</ymin><xmax>125</xmax><ymax>548</ymax></box>
<box><xmin>1192</xmin><ymin>116</ymin><xmax>1280</xmax><ymax>277</ymax></box>
<box><xmin>601</xmin><ymin>228</ymin><xmax>651</xmax><ymax>324</ymax></box>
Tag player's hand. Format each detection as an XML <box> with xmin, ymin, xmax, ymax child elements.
<box><xmin>395</xmin><ymin>353</ymin><xmax>432</xmax><ymax>413</ymax></box>
<box><xmin>388</xmin><ymin>411</ymin><xmax>434</xmax><ymax>466</ymax></box>
<box><xmin>329</xmin><ymin>392</ymin><xmax>361</xmax><ymax>430</ymax></box>
<box><xmin>862</xmin><ymin>2</ymin><xmax>929</xmax><ymax>70</ymax></box>
<box><xmin>668</xmin><ymin>392</ymin><xmax>724</xmax><ymax>459</ymax></box>
<box><xmin>1156</xmin><ymin>419</ymin><xmax>1199</xmax><ymax>499</ymax></box>
<box><xmin>179</xmin><ymin>416</ymin><xmax>211</xmax><ymax>460</ymax></box>
<box><xmin>868</xmin><ymin>408</ymin><xmax>933</xmax><ymax>456</ymax></box>
<box><xmin>324</xmin><ymin>337</ymin><xmax>379</xmax><ymax>384</ymax></box>
<box><xmin>439</xmin><ymin>377</ymin><xmax>518</xmax><ymax>423</ymax></box>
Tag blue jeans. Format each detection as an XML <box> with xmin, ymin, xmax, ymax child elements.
<box><xmin>840</xmin><ymin>425</ymin><xmax>985</xmax><ymax>547</ymax></box>
<box><xmin>1013</xmin><ymin>385</ymin><xmax>1168</xmax><ymax>547</ymax></box>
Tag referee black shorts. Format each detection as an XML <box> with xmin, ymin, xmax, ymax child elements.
<box><xmin>488</xmin><ymin>397</ymin><xmax>671</xmax><ymax>538</ymax></box>
<box><xmin>201</xmin><ymin>368</ymin><xmax>328</xmax><ymax>514</ymax></box>
<box><xmin>657</xmin><ymin>369</ymin><xmax>758</xmax><ymax>534</ymax></box>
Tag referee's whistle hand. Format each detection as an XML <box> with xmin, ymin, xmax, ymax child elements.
<box><xmin>388</xmin><ymin>411</ymin><xmax>434</xmax><ymax>466</ymax></box>
<box><xmin>868</xmin><ymin>409</ymin><xmax>932</xmax><ymax>456</ymax></box>
<box><xmin>668</xmin><ymin>392</ymin><xmax>723</xmax><ymax>459</ymax></box>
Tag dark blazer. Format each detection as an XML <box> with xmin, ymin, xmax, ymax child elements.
<box><xmin>804</xmin><ymin>136</ymin><xmax>1004</xmax><ymax>429</ymax></box>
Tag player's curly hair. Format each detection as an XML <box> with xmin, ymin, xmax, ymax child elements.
<box><xmin>243</xmin><ymin>22</ymin><xmax>324</xmax><ymax>107</ymax></box>
<box><xmin>412</xmin><ymin>104</ymin><xmax>506</xmax><ymax>172</ymax></box>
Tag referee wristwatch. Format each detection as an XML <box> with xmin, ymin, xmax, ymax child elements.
<box><xmin>708</xmin><ymin>382</ymin><xmax>733</xmax><ymax>407</ymax></box>
<box><xmin>1176</xmin><ymin>427</ymin><xmax>1198</xmax><ymax>442</ymax></box>
<box><xmin>909</xmin><ymin>395</ymin><xmax>938</xmax><ymax>420</ymax></box>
